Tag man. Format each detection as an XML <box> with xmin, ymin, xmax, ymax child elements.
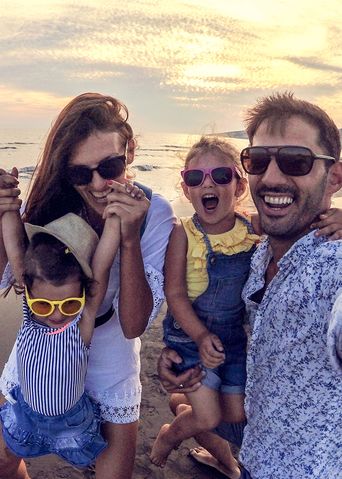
<box><xmin>159</xmin><ymin>92</ymin><xmax>342</xmax><ymax>479</ymax></box>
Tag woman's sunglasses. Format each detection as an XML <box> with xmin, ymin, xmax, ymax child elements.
<box><xmin>181</xmin><ymin>166</ymin><xmax>240</xmax><ymax>188</ymax></box>
<box><xmin>25</xmin><ymin>286</ymin><xmax>85</xmax><ymax>317</ymax></box>
<box><xmin>240</xmin><ymin>146</ymin><xmax>336</xmax><ymax>177</ymax></box>
<box><xmin>67</xmin><ymin>155</ymin><xmax>126</xmax><ymax>186</ymax></box>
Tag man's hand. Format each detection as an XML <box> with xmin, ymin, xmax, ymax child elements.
<box><xmin>157</xmin><ymin>347</ymin><xmax>205</xmax><ymax>393</ymax></box>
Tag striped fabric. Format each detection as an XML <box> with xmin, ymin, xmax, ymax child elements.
<box><xmin>16</xmin><ymin>300</ymin><xmax>89</xmax><ymax>416</ymax></box>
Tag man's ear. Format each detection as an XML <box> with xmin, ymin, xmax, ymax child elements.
<box><xmin>181</xmin><ymin>181</ymin><xmax>191</xmax><ymax>201</ymax></box>
<box><xmin>126</xmin><ymin>139</ymin><xmax>136</xmax><ymax>164</ymax></box>
<box><xmin>327</xmin><ymin>161</ymin><xmax>342</xmax><ymax>195</ymax></box>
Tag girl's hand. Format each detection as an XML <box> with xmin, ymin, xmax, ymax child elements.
<box><xmin>104</xmin><ymin>180</ymin><xmax>150</xmax><ymax>242</ymax></box>
<box><xmin>198</xmin><ymin>332</ymin><xmax>225</xmax><ymax>369</ymax></box>
<box><xmin>311</xmin><ymin>208</ymin><xmax>342</xmax><ymax>240</ymax></box>
<box><xmin>0</xmin><ymin>167</ymin><xmax>22</xmax><ymax>216</ymax></box>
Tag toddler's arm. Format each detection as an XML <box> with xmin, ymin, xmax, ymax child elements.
<box><xmin>80</xmin><ymin>212</ymin><xmax>120</xmax><ymax>343</ymax></box>
<box><xmin>165</xmin><ymin>222</ymin><xmax>225</xmax><ymax>366</ymax></box>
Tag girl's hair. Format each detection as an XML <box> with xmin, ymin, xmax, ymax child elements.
<box><xmin>23</xmin><ymin>233</ymin><xmax>91</xmax><ymax>293</ymax></box>
<box><xmin>24</xmin><ymin>92</ymin><xmax>134</xmax><ymax>226</ymax></box>
<box><xmin>244</xmin><ymin>91</ymin><xmax>341</xmax><ymax>161</ymax></box>
<box><xmin>184</xmin><ymin>135</ymin><xmax>244</xmax><ymax>177</ymax></box>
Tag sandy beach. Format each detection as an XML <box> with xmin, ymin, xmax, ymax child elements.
<box><xmin>0</xmin><ymin>190</ymin><xmax>341</xmax><ymax>478</ymax></box>
<box><xmin>0</xmin><ymin>295</ymin><xmax>227</xmax><ymax>479</ymax></box>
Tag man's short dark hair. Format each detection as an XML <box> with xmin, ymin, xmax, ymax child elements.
<box><xmin>244</xmin><ymin>91</ymin><xmax>341</xmax><ymax>161</ymax></box>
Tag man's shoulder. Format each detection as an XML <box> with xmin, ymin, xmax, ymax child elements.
<box><xmin>309</xmin><ymin>237</ymin><xmax>342</xmax><ymax>265</ymax></box>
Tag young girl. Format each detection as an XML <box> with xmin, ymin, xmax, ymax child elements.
<box><xmin>150</xmin><ymin>136</ymin><xmax>260</xmax><ymax>473</ymax></box>
<box><xmin>0</xmin><ymin>207</ymin><xmax>121</xmax><ymax>468</ymax></box>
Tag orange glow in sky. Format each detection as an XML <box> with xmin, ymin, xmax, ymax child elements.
<box><xmin>1</xmin><ymin>0</ymin><xmax>342</xmax><ymax>133</ymax></box>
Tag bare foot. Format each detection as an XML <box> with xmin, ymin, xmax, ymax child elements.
<box><xmin>175</xmin><ymin>403</ymin><xmax>191</xmax><ymax>415</ymax></box>
<box><xmin>150</xmin><ymin>424</ymin><xmax>177</xmax><ymax>467</ymax></box>
<box><xmin>189</xmin><ymin>446</ymin><xmax>241</xmax><ymax>479</ymax></box>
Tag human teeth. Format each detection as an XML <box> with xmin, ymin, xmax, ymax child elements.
<box><xmin>92</xmin><ymin>191</ymin><xmax>109</xmax><ymax>199</ymax></box>
<box><xmin>264</xmin><ymin>195</ymin><xmax>293</xmax><ymax>205</ymax></box>
<box><xmin>202</xmin><ymin>194</ymin><xmax>216</xmax><ymax>199</ymax></box>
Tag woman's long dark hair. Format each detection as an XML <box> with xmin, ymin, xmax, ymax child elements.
<box><xmin>24</xmin><ymin>93</ymin><xmax>133</xmax><ymax>225</ymax></box>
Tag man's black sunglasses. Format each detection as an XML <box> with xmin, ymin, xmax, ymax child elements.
<box><xmin>67</xmin><ymin>155</ymin><xmax>126</xmax><ymax>186</ymax></box>
<box><xmin>240</xmin><ymin>146</ymin><xmax>336</xmax><ymax>177</ymax></box>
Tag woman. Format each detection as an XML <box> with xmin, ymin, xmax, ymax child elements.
<box><xmin>0</xmin><ymin>93</ymin><xmax>175</xmax><ymax>478</ymax></box>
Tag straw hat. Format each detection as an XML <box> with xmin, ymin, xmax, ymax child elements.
<box><xmin>24</xmin><ymin>213</ymin><xmax>99</xmax><ymax>278</ymax></box>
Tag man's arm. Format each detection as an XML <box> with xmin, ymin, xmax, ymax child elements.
<box><xmin>328</xmin><ymin>291</ymin><xmax>342</xmax><ymax>371</ymax></box>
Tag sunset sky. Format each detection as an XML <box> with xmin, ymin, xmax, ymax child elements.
<box><xmin>1</xmin><ymin>0</ymin><xmax>342</xmax><ymax>134</ymax></box>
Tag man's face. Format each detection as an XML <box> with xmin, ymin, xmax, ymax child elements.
<box><xmin>249</xmin><ymin>116</ymin><xmax>331</xmax><ymax>241</ymax></box>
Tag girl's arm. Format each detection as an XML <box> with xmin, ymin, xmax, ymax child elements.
<box><xmin>165</xmin><ymin>223</ymin><xmax>212</xmax><ymax>344</ymax></box>
<box><xmin>2</xmin><ymin>211</ymin><xmax>26</xmax><ymax>289</ymax></box>
<box><xmin>165</xmin><ymin>223</ymin><xmax>225</xmax><ymax>367</ymax></box>
<box><xmin>311</xmin><ymin>207</ymin><xmax>342</xmax><ymax>240</ymax></box>
<box><xmin>80</xmin><ymin>212</ymin><xmax>120</xmax><ymax>344</ymax></box>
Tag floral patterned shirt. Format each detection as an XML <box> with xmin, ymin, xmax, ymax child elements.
<box><xmin>240</xmin><ymin>232</ymin><xmax>342</xmax><ymax>479</ymax></box>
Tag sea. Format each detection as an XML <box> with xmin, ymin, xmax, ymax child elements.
<box><xmin>0</xmin><ymin>128</ymin><xmax>248</xmax><ymax>204</ymax></box>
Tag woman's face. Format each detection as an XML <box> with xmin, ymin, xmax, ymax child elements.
<box><xmin>69</xmin><ymin>130</ymin><xmax>129</xmax><ymax>217</ymax></box>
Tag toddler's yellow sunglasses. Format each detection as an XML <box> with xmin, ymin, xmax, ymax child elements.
<box><xmin>25</xmin><ymin>286</ymin><xmax>85</xmax><ymax>317</ymax></box>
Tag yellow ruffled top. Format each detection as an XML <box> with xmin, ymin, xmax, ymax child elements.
<box><xmin>180</xmin><ymin>215</ymin><xmax>260</xmax><ymax>301</ymax></box>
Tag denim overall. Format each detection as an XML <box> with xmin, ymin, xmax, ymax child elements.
<box><xmin>163</xmin><ymin>213</ymin><xmax>256</xmax><ymax>393</ymax></box>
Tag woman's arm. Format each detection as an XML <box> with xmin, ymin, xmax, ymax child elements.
<box><xmin>105</xmin><ymin>181</ymin><xmax>154</xmax><ymax>338</ymax></box>
<box><xmin>2</xmin><ymin>212</ymin><xmax>26</xmax><ymax>287</ymax></box>
<box><xmin>0</xmin><ymin>168</ymin><xmax>22</xmax><ymax>279</ymax></box>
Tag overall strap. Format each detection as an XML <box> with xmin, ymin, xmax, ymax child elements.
<box><xmin>134</xmin><ymin>181</ymin><xmax>152</xmax><ymax>239</ymax></box>
<box><xmin>235</xmin><ymin>212</ymin><xmax>255</xmax><ymax>234</ymax></box>
<box><xmin>191</xmin><ymin>213</ymin><xmax>214</xmax><ymax>255</ymax></box>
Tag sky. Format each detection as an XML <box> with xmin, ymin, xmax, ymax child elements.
<box><xmin>1</xmin><ymin>0</ymin><xmax>342</xmax><ymax>134</ymax></box>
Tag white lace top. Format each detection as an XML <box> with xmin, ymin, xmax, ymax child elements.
<box><xmin>0</xmin><ymin>193</ymin><xmax>175</xmax><ymax>424</ymax></box>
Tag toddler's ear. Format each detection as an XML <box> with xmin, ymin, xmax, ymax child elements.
<box><xmin>235</xmin><ymin>177</ymin><xmax>247</xmax><ymax>198</ymax></box>
<box><xmin>181</xmin><ymin>181</ymin><xmax>191</xmax><ymax>201</ymax></box>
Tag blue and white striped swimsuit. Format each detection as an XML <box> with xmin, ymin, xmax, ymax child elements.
<box><xmin>17</xmin><ymin>299</ymin><xmax>89</xmax><ymax>416</ymax></box>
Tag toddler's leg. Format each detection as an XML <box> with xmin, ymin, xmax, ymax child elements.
<box><xmin>222</xmin><ymin>393</ymin><xmax>246</xmax><ymax>424</ymax></box>
<box><xmin>150</xmin><ymin>385</ymin><xmax>221</xmax><ymax>467</ymax></box>
<box><xmin>0</xmin><ymin>427</ymin><xmax>30</xmax><ymax>479</ymax></box>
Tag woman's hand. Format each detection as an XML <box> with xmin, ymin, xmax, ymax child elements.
<box><xmin>104</xmin><ymin>180</ymin><xmax>150</xmax><ymax>243</ymax></box>
<box><xmin>157</xmin><ymin>347</ymin><xmax>205</xmax><ymax>393</ymax></box>
<box><xmin>311</xmin><ymin>208</ymin><xmax>342</xmax><ymax>240</ymax></box>
<box><xmin>0</xmin><ymin>167</ymin><xmax>22</xmax><ymax>216</ymax></box>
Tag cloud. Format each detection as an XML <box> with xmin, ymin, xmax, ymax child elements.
<box><xmin>1</xmin><ymin>0</ymin><xmax>342</xmax><ymax>131</ymax></box>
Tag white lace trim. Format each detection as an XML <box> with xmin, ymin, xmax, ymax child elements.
<box><xmin>0</xmin><ymin>356</ymin><xmax>19</xmax><ymax>396</ymax></box>
<box><xmin>87</xmin><ymin>384</ymin><xmax>142</xmax><ymax>424</ymax></box>
<box><xmin>145</xmin><ymin>264</ymin><xmax>165</xmax><ymax>328</ymax></box>
<box><xmin>112</xmin><ymin>263</ymin><xmax>164</xmax><ymax>330</ymax></box>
